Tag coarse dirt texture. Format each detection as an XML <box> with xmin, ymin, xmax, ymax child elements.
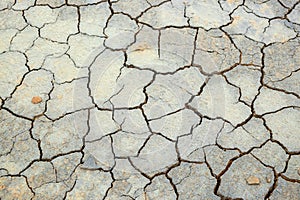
<box><xmin>0</xmin><ymin>0</ymin><xmax>299</xmax><ymax>200</ymax></box>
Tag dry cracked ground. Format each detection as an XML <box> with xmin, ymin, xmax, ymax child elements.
<box><xmin>0</xmin><ymin>0</ymin><xmax>300</xmax><ymax>199</ymax></box>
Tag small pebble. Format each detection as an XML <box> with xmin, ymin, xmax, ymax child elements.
<box><xmin>298</xmin><ymin>168</ymin><xmax>300</xmax><ymax>176</ymax></box>
<box><xmin>31</xmin><ymin>96</ymin><xmax>42</xmax><ymax>104</ymax></box>
<box><xmin>266</xmin><ymin>176</ymin><xmax>272</xmax><ymax>183</ymax></box>
<box><xmin>246</xmin><ymin>176</ymin><xmax>260</xmax><ymax>185</ymax></box>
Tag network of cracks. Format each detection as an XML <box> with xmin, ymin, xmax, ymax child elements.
<box><xmin>0</xmin><ymin>0</ymin><xmax>300</xmax><ymax>199</ymax></box>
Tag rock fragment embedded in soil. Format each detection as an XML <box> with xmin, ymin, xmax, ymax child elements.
<box><xmin>246</xmin><ymin>176</ymin><xmax>260</xmax><ymax>185</ymax></box>
<box><xmin>31</xmin><ymin>96</ymin><xmax>42</xmax><ymax>104</ymax></box>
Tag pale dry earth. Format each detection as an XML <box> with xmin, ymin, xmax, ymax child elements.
<box><xmin>0</xmin><ymin>0</ymin><xmax>300</xmax><ymax>199</ymax></box>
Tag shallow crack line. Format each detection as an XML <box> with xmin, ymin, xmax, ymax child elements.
<box><xmin>268</xmin><ymin>67</ymin><xmax>300</xmax><ymax>83</ymax></box>
<box><xmin>214</xmin><ymin>154</ymin><xmax>244</xmax><ymax>199</ymax></box>
<box><xmin>127</xmin><ymin>157</ymin><xmax>151</xmax><ymax>180</ymax></box>
<box><xmin>284</xmin><ymin>0</ymin><xmax>300</xmax><ymax>18</ymax></box>
<box><xmin>203</xmin><ymin>148</ymin><xmax>218</xmax><ymax>178</ymax></box>
<box><xmin>251</xmin><ymin>151</ymin><xmax>277</xmax><ymax>170</ymax></box>
<box><xmin>116</xmin><ymin>51</ymin><xmax>127</xmax><ymax>81</ymax></box>
<box><xmin>190</xmin><ymin>28</ymin><xmax>199</xmax><ymax>65</ymax></box>
<box><xmin>0</xmin><ymin>138</ymin><xmax>16</xmax><ymax>157</ymax></box>
<box><xmin>217</xmin><ymin>0</ymin><xmax>224</xmax><ymax>11</ymax></box>
<box><xmin>257</xmin><ymin>105</ymin><xmax>300</xmax><ymax>118</ymax></box>
<box><xmin>55</xmin><ymin>153</ymin><xmax>83</xmax><ymax>183</ymax></box>
<box><xmin>270</xmin><ymin>138</ymin><xmax>300</xmax><ymax>155</ymax></box>
<box><xmin>62</xmin><ymin>179</ymin><xmax>77</xmax><ymax>200</ymax></box>
<box><xmin>125</xmin><ymin>62</ymin><xmax>195</xmax><ymax>76</ymax></box>
<box><xmin>186</xmin><ymin>104</ymin><xmax>235</xmax><ymax>128</ymax></box>
<box><xmin>66</xmin><ymin>0</ymin><xmax>107</xmax><ymax>7</ymax></box>
<box><xmin>281</xmin><ymin>154</ymin><xmax>291</xmax><ymax>174</ymax></box>
<box><xmin>264</xmin><ymin>169</ymin><xmax>278</xmax><ymax>199</ymax></box>
<box><xmin>29</xmin><ymin>119</ymin><xmax>43</xmax><ymax>160</ymax></box>
<box><xmin>259</xmin><ymin>117</ymin><xmax>294</xmax><ymax>156</ymax></box>
<box><xmin>149</xmin><ymin>161</ymin><xmax>182</xmax><ymax>181</ymax></box>
<box><xmin>103</xmin><ymin>13</ymin><xmax>142</xmax><ymax>51</ymax></box>
<box><xmin>76</xmin><ymin>5</ymin><xmax>81</xmax><ymax>33</ymax></box>
<box><xmin>102</xmin><ymin>170</ymin><xmax>115</xmax><ymax>200</ymax></box>
<box><xmin>41</xmin><ymin>70</ymin><xmax>56</xmax><ymax>120</ymax></box>
<box><xmin>165</xmin><ymin>173</ymin><xmax>179</xmax><ymax>200</ymax></box>
<box><xmin>148</xmin><ymin>108</ymin><xmax>184</xmax><ymax>122</ymax></box>
<box><xmin>175</xmin><ymin>122</ymin><xmax>202</xmax><ymax>161</ymax></box>
<box><xmin>23</xmin><ymin>174</ymin><xmax>36</xmax><ymax>198</ymax></box>
<box><xmin>220</xmin><ymin>29</ymin><xmax>243</xmax><ymax>65</ymax></box>
<box><xmin>2</xmin><ymin>174</ymin><xmax>36</xmax><ymax>199</ymax></box>
<box><xmin>243</xmin><ymin>3</ymin><xmax>286</xmax><ymax>21</ymax></box>
<box><xmin>53</xmin><ymin>76</ymin><xmax>89</xmax><ymax>85</ymax></box>
<box><xmin>0</xmin><ymin>106</ymin><xmax>33</xmax><ymax>122</ymax></box>
<box><xmin>2</xmin><ymin>66</ymin><xmax>41</xmax><ymax>102</ymax></box>
<box><xmin>35</xmin><ymin>1</ymin><xmax>66</xmax><ymax>9</ymax></box>
<box><xmin>44</xmin><ymin>106</ymin><xmax>94</xmax><ymax>122</ymax></box>
<box><xmin>218</xmin><ymin>0</ymin><xmax>246</xmax><ymax>31</ymax></box>
<box><xmin>280</xmin><ymin>174</ymin><xmax>300</xmax><ymax>183</ymax></box>
<box><xmin>277</xmin><ymin>0</ymin><xmax>290</xmax><ymax>9</ymax></box>
<box><xmin>264</xmin><ymin>84</ymin><xmax>300</xmax><ymax>99</ymax></box>
<box><xmin>136</xmin><ymin>133</ymin><xmax>153</xmax><ymax>156</ymax></box>
<box><xmin>103</xmin><ymin>84</ymin><xmax>125</xmax><ymax>105</ymax></box>
<box><xmin>86</xmin><ymin>47</ymin><xmax>107</xmax><ymax>109</ymax></box>
<box><xmin>78</xmin><ymin>108</ymin><xmax>92</xmax><ymax>166</ymax></box>
<box><xmin>101</xmin><ymin>0</ymin><xmax>114</xmax><ymax>38</ymax></box>
<box><xmin>232</xmin><ymin>114</ymin><xmax>253</xmax><ymax>130</ymax></box>
<box><xmin>222</xmin><ymin>73</ymin><xmax>251</xmax><ymax>107</ymax></box>
<box><xmin>8</xmin><ymin>25</ymin><xmax>29</xmax><ymax>51</ymax></box>
<box><xmin>185</xmin><ymin>77</ymin><xmax>209</xmax><ymax>104</ymax></box>
<box><xmin>135</xmin><ymin>0</ymin><xmax>171</xmax><ymax>20</ymax></box>
<box><xmin>121</xmin><ymin>195</ymin><xmax>135</xmax><ymax>200</ymax></box>
<box><xmin>138</xmin><ymin>73</ymin><xmax>156</xmax><ymax>128</ymax></box>
<box><xmin>137</xmin><ymin>20</ymin><xmax>199</xmax><ymax>31</ymax></box>
<box><xmin>16</xmin><ymin>149</ymin><xmax>84</xmax><ymax>176</ymax></box>
<box><xmin>85</xmin><ymin>128</ymin><xmax>120</xmax><ymax>144</ymax></box>
<box><xmin>183</xmin><ymin>1</ymin><xmax>191</xmax><ymax>26</ymax></box>
<box><xmin>155</xmin><ymin>132</ymin><xmax>176</xmax><ymax>142</ymax></box>
<box><xmin>109</xmin><ymin>134</ymin><xmax>117</xmax><ymax>169</ymax></box>
<box><xmin>158</xmin><ymin>29</ymin><xmax>161</xmax><ymax>58</ymax></box>
<box><xmin>250</xmin><ymin>43</ymin><xmax>267</xmax><ymax>115</ymax></box>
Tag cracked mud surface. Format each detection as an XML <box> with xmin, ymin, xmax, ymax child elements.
<box><xmin>0</xmin><ymin>0</ymin><xmax>299</xmax><ymax>199</ymax></box>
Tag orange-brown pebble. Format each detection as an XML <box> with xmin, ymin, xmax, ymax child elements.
<box><xmin>246</xmin><ymin>176</ymin><xmax>260</xmax><ymax>185</ymax></box>
<box><xmin>31</xmin><ymin>96</ymin><xmax>42</xmax><ymax>104</ymax></box>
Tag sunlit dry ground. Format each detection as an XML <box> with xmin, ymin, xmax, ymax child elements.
<box><xmin>0</xmin><ymin>0</ymin><xmax>300</xmax><ymax>199</ymax></box>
